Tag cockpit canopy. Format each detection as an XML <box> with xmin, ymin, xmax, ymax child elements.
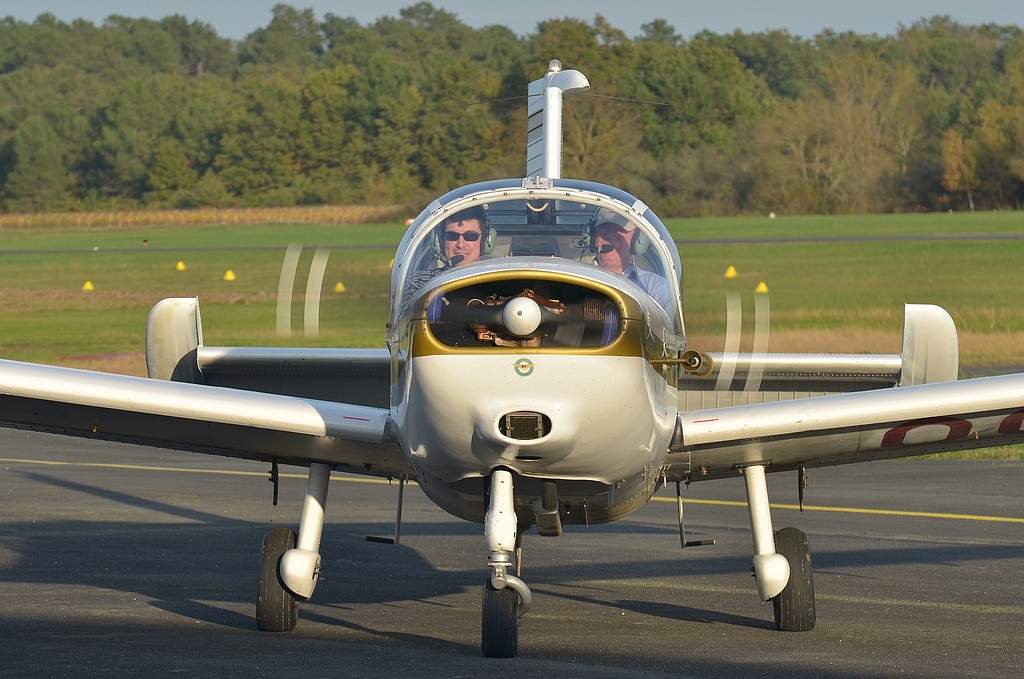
<box><xmin>388</xmin><ymin>178</ymin><xmax>683</xmax><ymax>336</ymax></box>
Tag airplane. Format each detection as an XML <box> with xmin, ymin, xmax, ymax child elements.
<box><xmin>2</xmin><ymin>59</ymin><xmax>1024</xmax><ymax>658</ymax></box>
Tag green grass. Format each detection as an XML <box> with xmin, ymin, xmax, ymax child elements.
<box><xmin>3</xmin><ymin>213</ymin><xmax>1023</xmax><ymax>365</ymax></box>
<box><xmin>2</xmin><ymin>212</ymin><xmax>1022</xmax><ymax>458</ymax></box>
<box><xmin>1</xmin><ymin>222</ymin><xmax>403</xmax><ymax>362</ymax></box>
<box><xmin>662</xmin><ymin>213</ymin><xmax>1024</xmax><ymax>364</ymax></box>
<box><xmin>667</xmin><ymin>210</ymin><xmax>1024</xmax><ymax>238</ymax></box>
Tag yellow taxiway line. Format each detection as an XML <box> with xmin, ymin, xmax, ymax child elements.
<box><xmin>3</xmin><ymin>456</ymin><xmax>1022</xmax><ymax>524</ymax></box>
<box><xmin>648</xmin><ymin>495</ymin><xmax>1024</xmax><ymax>523</ymax></box>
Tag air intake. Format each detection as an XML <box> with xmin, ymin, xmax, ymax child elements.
<box><xmin>500</xmin><ymin>411</ymin><xmax>551</xmax><ymax>440</ymax></box>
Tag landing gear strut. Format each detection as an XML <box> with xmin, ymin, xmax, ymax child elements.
<box><xmin>255</xmin><ymin>462</ymin><xmax>333</xmax><ymax>632</ymax></box>
<box><xmin>482</xmin><ymin>469</ymin><xmax>532</xmax><ymax>658</ymax></box>
<box><xmin>741</xmin><ymin>464</ymin><xmax>816</xmax><ymax>631</ymax></box>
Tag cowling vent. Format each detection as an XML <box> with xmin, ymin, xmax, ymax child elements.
<box><xmin>500</xmin><ymin>411</ymin><xmax>551</xmax><ymax>441</ymax></box>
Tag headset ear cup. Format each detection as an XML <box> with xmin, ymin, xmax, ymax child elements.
<box><xmin>581</xmin><ymin>223</ymin><xmax>594</xmax><ymax>249</ymax></box>
<box><xmin>430</xmin><ymin>229</ymin><xmax>442</xmax><ymax>257</ymax></box>
<box><xmin>482</xmin><ymin>224</ymin><xmax>495</xmax><ymax>255</ymax></box>
<box><xmin>632</xmin><ymin>230</ymin><xmax>650</xmax><ymax>256</ymax></box>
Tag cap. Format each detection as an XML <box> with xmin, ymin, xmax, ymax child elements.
<box><xmin>593</xmin><ymin>207</ymin><xmax>635</xmax><ymax>231</ymax></box>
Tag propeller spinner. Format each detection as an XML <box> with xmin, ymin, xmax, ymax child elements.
<box><xmin>502</xmin><ymin>296</ymin><xmax>543</xmax><ymax>337</ymax></box>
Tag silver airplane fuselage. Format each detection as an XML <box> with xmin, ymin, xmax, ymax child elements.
<box><xmin>386</xmin><ymin>181</ymin><xmax>685</xmax><ymax>525</ymax></box>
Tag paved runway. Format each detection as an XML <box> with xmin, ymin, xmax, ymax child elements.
<box><xmin>1</xmin><ymin>429</ymin><xmax>1021</xmax><ymax>678</ymax></box>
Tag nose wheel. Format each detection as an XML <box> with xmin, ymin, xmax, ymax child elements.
<box><xmin>482</xmin><ymin>469</ymin><xmax>533</xmax><ymax>657</ymax></box>
<box><xmin>482</xmin><ymin>577</ymin><xmax>519</xmax><ymax>657</ymax></box>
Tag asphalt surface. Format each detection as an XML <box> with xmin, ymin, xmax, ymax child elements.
<box><xmin>1</xmin><ymin>429</ymin><xmax>1021</xmax><ymax>678</ymax></box>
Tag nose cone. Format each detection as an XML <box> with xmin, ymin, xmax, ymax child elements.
<box><xmin>502</xmin><ymin>296</ymin><xmax>542</xmax><ymax>337</ymax></box>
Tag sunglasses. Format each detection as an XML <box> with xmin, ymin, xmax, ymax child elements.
<box><xmin>443</xmin><ymin>231</ymin><xmax>482</xmax><ymax>242</ymax></box>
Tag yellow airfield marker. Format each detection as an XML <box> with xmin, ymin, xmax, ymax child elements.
<box><xmin>724</xmin><ymin>265</ymin><xmax>738</xmax><ymax>278</ymax></box>
<box><xmin>333</xmin><ymin>282</ymin><xmax>347</xmax><ymax>293</ymax></box>
<box><xmin>81</xmin><ymin>281</ymin><xmax>94</xmax><ymax>291</ymax></box>
<box><xmin>176</xmin><ymin>261</ymin><xmax>187</xmax><ymax>271</ymax></box>
<box><xmin>223</xmin><ymin>269</ymin><xmax>236</xmax><ymax>281</ymax></box>
<box><xmin>755</xmin><ymin>281</ymin><xmax>769</xmax><ymax>293</ymax></box>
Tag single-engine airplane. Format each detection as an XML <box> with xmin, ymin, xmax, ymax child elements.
<box><xmin>2</xmin><ymin>60</ymin><xmax>1024</xmax><ymax>658</ymax></box>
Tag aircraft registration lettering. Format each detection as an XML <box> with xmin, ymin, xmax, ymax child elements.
<box><xmin>881</xmin><ymin>410</ymin><xmax>1024</xmax><ymax>448</ymax></box>
<box><xmin>996</xmin><ymin>409</ymin><xmax>1024</xmax><ymax>434</ymax></box>
<box><xmin>881</xmin><ymin>417</ymin><xmax>973</xmax><ymax>447</ymax></box>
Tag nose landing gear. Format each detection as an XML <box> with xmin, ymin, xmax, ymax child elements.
<box><xmin>482</xmin><ymin>469</ymin><xmax>533</xmax><ymax>657</ymax></box>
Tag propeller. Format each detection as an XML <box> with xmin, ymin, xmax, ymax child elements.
<box><xmin>711</xmin><ymin>290</ymin><xmax>770</xmax><ymax>392</ymax></box>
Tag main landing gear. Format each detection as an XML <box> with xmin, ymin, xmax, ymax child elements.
<box><xmin>256</xmin><ymin>462</ymin><xmax>332</xmax><ymax>633</ymax></box>
<box><xmin>741</xmin><ymin>464</ymin><xmax>816</xmax><ymax>631</ymax></box>
<box><xmin>482</xmin><ymin>469</ymin><xmax>533</xmax><ymax>658</ymax></box>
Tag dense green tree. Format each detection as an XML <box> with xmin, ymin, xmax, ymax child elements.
<box><xmin>702</xmin><ymin>29</ymin><xmax>820</xmax><ymax>99</ymax></box>
<box><xmin>297</xmin><ymin>64</ymin><xmax>366</xmax><ymax>203</ymax></box>
<box><xmin>638</xmin><ymin>20</ymin><xmax>681</xmax><ymax>46</ymax></box>
<box><xmin>213</xmin><ymin>71</ymin><xmax>304</xmax><ymax>204</ymax></box>
<box><xmin>147</xmin><ymin>138</ymin><xmax>199</xmax><ymax>206</ymax></box>
<box><xmin>239</xmin><ymin>4</ymin><xmax>323</xmax><ymax>66</ymax></box>
<box><xmin>633</xmin><ymin>36</ymin><xmax>771</xmax><ymax>155</ymax></box>
<box><xmin>157</xmin><ymin>15</ymin><xmax>237</xmax><ymax>76</ymax></box>
<box><xmin>92</xmin><ymin>76</ymin><xmax>180</xmax><ymax>199</ymax></box>
<box><xmin>2</xmin><ymin>115</ymin><xmax>69</xmax><ymax>211</ymax></box>
<box><xmin>1</xmin><ymin>5</ymin><xmax>1023</xmax><ymax>215</ymax></box>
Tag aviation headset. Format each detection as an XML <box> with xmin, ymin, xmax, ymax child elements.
<box><xmin>431</xmin><ymin>205</ymin><xmax>496</xmax><ymax>259</ymax></box>
<box><xmin>581</xmin><ymin>208</ymin><xmax>650</xmax><ymax>256</ymax></box>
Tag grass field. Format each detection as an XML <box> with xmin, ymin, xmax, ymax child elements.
<box><xmin>2</xmin><ymin>211</ymin><xmax>1022</xmax><ymax>370</ymax></box>
<box><xmin>2</xmin><ymin>210</ymin><xmax>1022</xmax><ymax>458</ymax></box>
<box><xmin>678</xmin><ymin>213</ymin><xmax>1024</xmax><ymax>364</ymax></box>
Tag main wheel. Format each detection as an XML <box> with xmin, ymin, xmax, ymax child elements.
<box><xmin>772</xmin><ymin>526</ymin><xmax>816</xmax><ymax>631</ymax></box>
<box><xmin>481</xmin><ymin>579</ymin><xmax>518</xmax><ymax>658</ymax></box>
<box><xmin>256</xmin><ymin>527</ymin><xmax>299</xmax><ymax>632</ymax></box>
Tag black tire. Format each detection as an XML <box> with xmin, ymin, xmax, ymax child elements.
<box><xmin>481</xmin><ymin>579</ymin><xmax>518</xmax><ymax>658</ymax></box>
<box><xmin>256</xmin><ymin>528</ymin><xmax>299</xmax><ymax>632</ymax></box>
<box><xmin>772</xmin><ymin>526</ymin><xmax>816</xmax><ymax>631</ymax></box>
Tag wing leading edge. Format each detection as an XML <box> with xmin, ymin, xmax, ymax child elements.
<box><xmin>669</xmin><ymin>372</ymin><xmax>1024</xmax><ymax>481</ymax></box>
<box><xmin>0</xmin><ymin>358</ymin><xmax>408</xmax><ymax>476</ymax></box>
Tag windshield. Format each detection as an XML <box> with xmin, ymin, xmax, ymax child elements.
<box><xmin>390</xmin><ymin>184</ymin><xmax>682</xmax><ymax>333</ymax></box>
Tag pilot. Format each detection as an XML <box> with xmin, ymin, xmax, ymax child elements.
<box><xmin>403</xmin><ymin>206</ymin><xmax>490</xmax><ymax>300</ymax></box>
<box><xmin>438</xmin><ymin>206</ymin><xmax>487</xmax><ymax>267</ymax></box>
<box><xmin>591</xmin><ymin>209</ymin><xmax>675</xmax><ymax>324</ymax></box>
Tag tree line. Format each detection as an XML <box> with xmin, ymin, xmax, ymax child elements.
<box><xmin>2</xmin><ymin>3</ymin><xmax>1023</xmax><ymax>217</ymax></box>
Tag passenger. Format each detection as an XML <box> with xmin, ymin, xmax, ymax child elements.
<box><xmin>403</xmin><ymin>206</ymin><xmax>489</xmax><ymax>300</ymax></box>
<box><xmin>591</xmin><ymin>209</ymin><xmax>675</xmax><ymax>324</ymax></box>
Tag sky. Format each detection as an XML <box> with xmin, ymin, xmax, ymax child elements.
<box><xmin>3</xmin><ymin>1</ymin><xmax>1023</xmax><ymax>41</ymax></box>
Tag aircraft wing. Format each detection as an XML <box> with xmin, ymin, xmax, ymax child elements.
<box><xmin>0</xmin><ymin>358</ymin><xmax>410</xmax><ymax>477</ymax></box>
<box><xmin>668</xmin><ymin>372</ymin><xmax>1024</xmax><ymax>481</ymax></box>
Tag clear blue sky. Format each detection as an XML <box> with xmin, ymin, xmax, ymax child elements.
<box><xmin>3</xmin><ymin>1</ymin><xmax>1023</xmax><ymax>41</ymax></box>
